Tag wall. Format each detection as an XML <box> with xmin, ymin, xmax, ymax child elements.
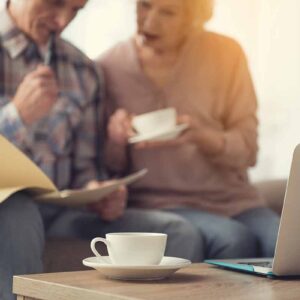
<box><xmin>207</xmin><ymin>0</ymin><xmax>300</xmax><ymax>180</ymax></box>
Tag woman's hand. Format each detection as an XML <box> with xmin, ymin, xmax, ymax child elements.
<box><xmin>105</xmin><ymin>109</ymin><xmax>135</xmax><ymax>173</ymax></box>
<box><xmin>107</xmin><ymin>109</ymin><xmax>135</xmax><ymax>146</ymax></box>
<box><xmin>86</xmin><ymin>180</ymin><xmax>128</xmax><ymax>222</ymax></box>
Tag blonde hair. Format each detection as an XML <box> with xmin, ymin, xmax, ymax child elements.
<box><xmin>186</xmin><ymin>0</ymin><xmax>214</xmax><ymax>28</ymax></box>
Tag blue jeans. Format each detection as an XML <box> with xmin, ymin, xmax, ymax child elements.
<box><xmin>0</xmin><ymin>193</ymin><xmax>203</xmax><ymax>300</ymax></box>
<box><xmin>166</xmin><ymin>207</ymin><xmax>280</xmax><ymax>259</ymax></box>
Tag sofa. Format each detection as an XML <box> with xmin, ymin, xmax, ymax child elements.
<box><xmin>43</xmin><ymin>179</ymin><xmax>287</xmax><ymax>273</ymax></box>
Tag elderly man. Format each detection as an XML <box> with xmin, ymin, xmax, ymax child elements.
<box><xmin>0</xmin><ymin>1</ymin><xmax>202</xmax><ymax>299</ymax></box>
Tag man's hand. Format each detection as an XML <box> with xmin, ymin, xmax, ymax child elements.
<box><xmin>107</xmin><ymin>109</ymin><xmax>135</xmax><ymax>146</ymax></box>
<box><xmin>13</xmin><ymin>65</ymin><xmax>58</xmax><ymax>125</ymax></box>
<box><xmin>86</xmin><ymin>180</ymin><xmax>128</xmax><ymax>222</ymax></box>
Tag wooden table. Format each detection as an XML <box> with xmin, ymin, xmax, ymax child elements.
<box><xmin>13</xmin><ymin>264</ymin><xmax>300</xmax><ymax>300</ymax></box>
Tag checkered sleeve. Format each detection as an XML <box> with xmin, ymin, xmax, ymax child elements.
<box><xmin>0</xmin><ymin>101</ymin><xmax>33</xmax><ymax>148</ymax></box>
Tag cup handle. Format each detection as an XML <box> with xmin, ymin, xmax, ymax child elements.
<box><xmin>91</xmin><ymin>237</ymin><xmax>110</xmax><ymax>257</ymax></box>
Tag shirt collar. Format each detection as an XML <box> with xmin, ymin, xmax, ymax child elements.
<box><xmin>0</xmin><ymin>7</ymin><xmax>31</xmax><ymax>59</ymax></box>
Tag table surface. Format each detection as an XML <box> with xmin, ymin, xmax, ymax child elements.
<box><xmin>13</xmin><ymin>263</ymin><xmax>300</xmax><ymax>300</ymax></box>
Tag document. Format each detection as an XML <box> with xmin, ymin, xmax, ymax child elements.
<box><xmin>0</xmin><ymin>135</ymin><xmax>147</xmax><ymax>206</ymax></box>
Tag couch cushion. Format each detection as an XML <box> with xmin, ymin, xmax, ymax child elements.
<box><xmin>43</xmin><ymin>238</ymin><xmax>107</xmax><ymax>273</ymax></box>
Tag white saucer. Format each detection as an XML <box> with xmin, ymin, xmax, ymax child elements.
<box><xmin>82</xmin><ymin>256</ymin><xmax>191</xmax><ymax>280</ymax></box>
<box><xmin>129</xmin><ymin>124</ymin><xmax>188</xmax><ymax>144</ymax></box>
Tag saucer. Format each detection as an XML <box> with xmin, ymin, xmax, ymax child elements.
<box><xmin>82</xmin><ymin>256</ymin><xmax>191</xmax><ymax>280</ymax></box>
<box><xmin>129</xmin><ymin>124</ymin><xmax>188</xmax><ymax>144</ymax></box>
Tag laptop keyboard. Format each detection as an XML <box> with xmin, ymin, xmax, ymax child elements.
<box><xmin>239</xmin><ymin>261</ymin><xmax>273</xmax><ymax>268</ymax></box>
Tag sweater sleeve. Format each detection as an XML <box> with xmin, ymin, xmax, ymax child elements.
<box><xmin>211</xmin><ymin>46</ymin><xmax>259</xmax><ymax>169</ymax></box>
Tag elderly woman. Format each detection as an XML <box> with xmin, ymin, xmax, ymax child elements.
<box><xmin>97</xmin><ymin>0</ymin><xmax>280</xmax><ymax>259</ymax></box>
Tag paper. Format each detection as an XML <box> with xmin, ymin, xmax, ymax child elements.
<box><xmin>0</xmin><ymin>135</ymin><xmax>147</xmax><ymax>206</ymax></box>
<box><xmin>35</xmin><ymin>169</ymin><xmax>148</xmax><ymax>206</ymax></box>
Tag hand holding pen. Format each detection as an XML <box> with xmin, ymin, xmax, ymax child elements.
<box><xmin>12</xmin><ymin>32</ymin><xmax>58</xmax><ymax>125</ymax></box>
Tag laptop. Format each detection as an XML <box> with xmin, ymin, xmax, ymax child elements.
<box><xmin>205</xmin><ymin>144</ymin><xmax>300</xmax><ymax>277</ymax></box>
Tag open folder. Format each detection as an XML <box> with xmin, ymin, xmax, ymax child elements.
<box><xmin>0</xmin><ymin>135</ymin><xmax>147</xmax><ymax>206</ymax></box>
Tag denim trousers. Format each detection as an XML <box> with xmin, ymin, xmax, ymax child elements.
<box><xmin>166</xmin><ymin>206</ymin><xmax>280</xmax><ymax>260</ymax></box>
<box><xmin>0</xmin><ymin>193</ymin><xmax>202</xmax><ymax>300</ymax></box>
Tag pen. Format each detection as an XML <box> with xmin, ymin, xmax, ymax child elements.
<box><xmin>44</xmin><ymin>32</ymin><xmax>55</xmax><ymax>66</ymax></box>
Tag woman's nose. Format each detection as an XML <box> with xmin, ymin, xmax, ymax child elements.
<box><xmin>143</xmin><ymin>10</ymin><xmax>160</xmax><ymax>31</ymax></box>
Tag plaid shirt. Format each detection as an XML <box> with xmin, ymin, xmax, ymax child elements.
<box><xmin>0</xmin><ymin>8</ymin><xmax>105</xmax><ymax>189</ymax></box>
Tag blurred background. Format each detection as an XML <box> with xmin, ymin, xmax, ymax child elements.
<box><xmin>1</xmin><ymin>0</ymin><xmax>299</xmax><ymax>182</ymax></box>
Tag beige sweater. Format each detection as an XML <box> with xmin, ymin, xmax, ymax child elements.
<box><xmin>98</xmin><ymin>30</ymin><xmax>264</xmax><ymax>217</ymax></box>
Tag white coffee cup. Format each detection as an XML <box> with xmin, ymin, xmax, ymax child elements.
<box><xmin>91</xmin><ymin>232</ymin><xmax>167</xmax><ymax>266</ymax></box>
<box><xmin>132</xmin><ymin>108</ymin><xmax>176</xmax><ymax>135</ymax></box>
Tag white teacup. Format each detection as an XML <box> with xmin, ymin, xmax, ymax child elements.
<box><xmin>132</xmin><ymin>108</ymin><xmax>176</xmax><ymax>135</ymax></box>
<box><xmin>91</xmin><ymin>232</ymin><xmax>167</xmax><ymax>266</ymax></box>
